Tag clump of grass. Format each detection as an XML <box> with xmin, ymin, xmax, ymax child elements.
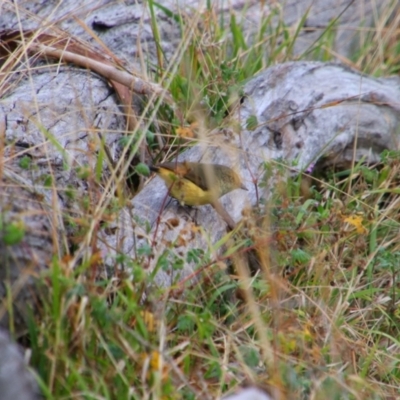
<box><xmin>2</xmin><ymin>2</ymin><xmax>400</xmax><ymax>400</ymax></box>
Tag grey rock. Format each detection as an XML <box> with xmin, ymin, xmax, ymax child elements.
<box><xmin>0</xmin><ymin>329</ymin><xmax>39</xmax><ymax>400</ymax></box>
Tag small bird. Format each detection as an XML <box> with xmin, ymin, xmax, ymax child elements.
<box><xmin>149</xmin><ymin>161</ymin><xmax>247</xmax><ymax>206</ymax></box>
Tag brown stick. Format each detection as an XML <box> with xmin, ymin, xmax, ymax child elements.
<box><xmin>31</xmin><ymin>43</ymin><xmax>174</xmax><ymax>105</ymax></box>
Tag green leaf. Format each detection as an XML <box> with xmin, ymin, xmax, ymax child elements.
<box><xmin>186</xmin><ymin>248</ymin><xmax>204</xmax><ymax>264</ymax></box>
<box><xmin>135</xmin><ymin>163</ymin><xmax>150</xmax><ymax>177</ymax></box>
<box><xmin>43</xmin><ymin>174</ymin><xmax>53</xmax><ymax>187</ymax></box>
<box><xmin>19</xmin><ymin>155</ymin><xmax>32</xmax><ymax>169</ymax></box>
<box><xmin>146</xmin><ymin>130</ymin><xmax>155</xmax><ymax>146</ymax></box>
<box><xmin>291</xmin><ymin>248</ymin><xmax>311</xmax><ymax>264</ymax></box>
<box><xmin>239</xmin><ymin>345</ymin><xmax>260</xmax><ymax>367</ymax></box>
<box><xmin>138</xmin><ymin>243</ymin><xmax>152</xmax><ymax>256</ymax></box>
<box><xmin>177</xmin><ymin>314</ymin><xmax>195</xmax><ymax>333</ymax></box>
<box><xmin>246</xmin><ymin>115</ymin><xmax>258</xmax><ymax>130</ymax></box>
<box><xmin>2</xmin><ymin>221</ymin><xmax>25</xmax><ymax>245</ymax></box>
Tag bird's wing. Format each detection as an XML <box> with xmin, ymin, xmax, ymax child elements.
<box><xmin>182</xmin><ymin>164</ymin><xmax>211</xmax><ymax>191</ymax></box>
<box><xmin>157</xmin><ymin>162</ymin><xmax>212</xmax><ymax>191</ymax></box>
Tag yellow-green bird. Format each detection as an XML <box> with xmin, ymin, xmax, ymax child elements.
<box><xmin>150</xmin><ymin>161</ymin><xmax>247</xmax><ymax>206</ymax></box>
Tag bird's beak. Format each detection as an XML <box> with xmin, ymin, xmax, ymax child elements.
<box><xmin>149</xmin><ymin>165</ymin><xmax>159</xmax><ymax>173</ymax></box>
<box><xmin>241</xmin><ymin>183</ymin><xmax>248</xmax><ymax>191</ymax></box>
